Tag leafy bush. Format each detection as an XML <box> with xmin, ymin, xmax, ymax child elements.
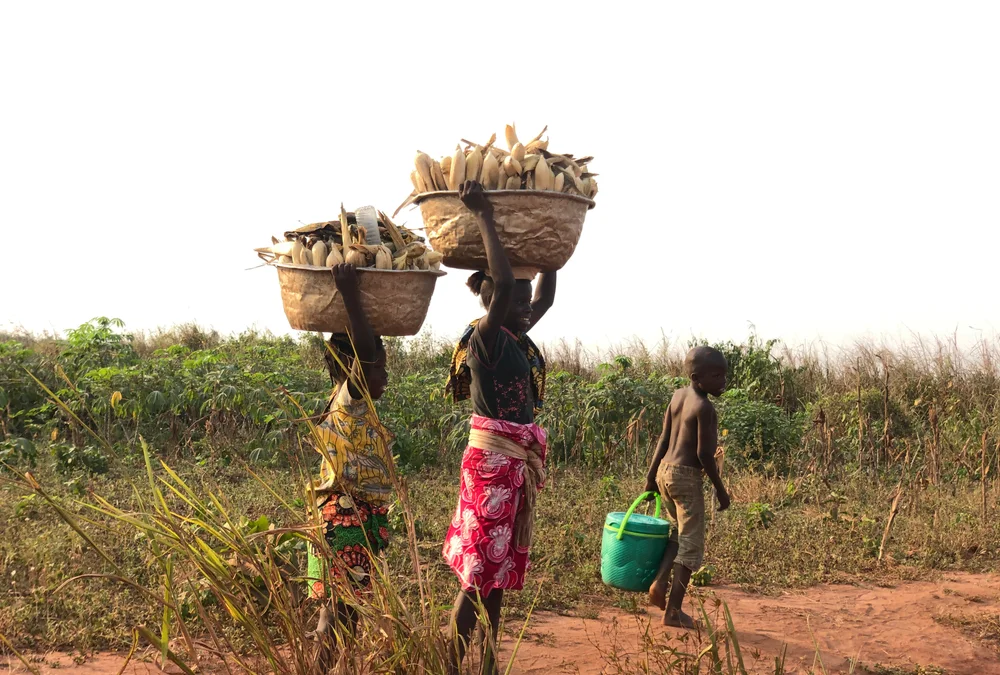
<box><xmin>49</xmin><ymin>442</ymin><xmax>109</xmax><ymax>475</ymax></box>
<box><xmin>717</xmin><ymin>389</ymin><xmax>806</xmax><ymax>470</ymax></box>
<box><xmin>0</xmin><ymin>437</ymin><xmax>37</xmax><ymax>469</ymax></box>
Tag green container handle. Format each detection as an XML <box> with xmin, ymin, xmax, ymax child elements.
<box><xmin>615</xmin><ymin>491</ymin><xmax>662</xmax><ymax>541</ymax></box>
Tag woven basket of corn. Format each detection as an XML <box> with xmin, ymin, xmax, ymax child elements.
<box><xmin>412</xmin><ymin>190</ymin><xmax>593</xmax><ymax>275</ymax></box>
<box><xmin>275</xmin><ymin>265</ymin><xmax>444</xmax><ymax>335</ymax></box>
<box><xmin>258</xmin><ymin>206</ymin><xmax>446</xmax><ymax>335</ymax></box>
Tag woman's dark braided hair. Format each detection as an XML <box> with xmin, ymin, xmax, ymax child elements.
<box><xmin>467</xmin><ymin>271</ymin><xmax>495</xmax><ymax>308</ymax></box>
<box><xmin>323</xmin><ymin>333</ymin><xmax>385</xmax><ymax>386</ymax></box>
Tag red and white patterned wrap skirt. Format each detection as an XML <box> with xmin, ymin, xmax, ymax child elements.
<box><xmin>443</xmin><ymin>415</ymin><xmax>547</xmax><ymax>596</ymax></box>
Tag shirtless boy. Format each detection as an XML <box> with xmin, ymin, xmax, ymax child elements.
<box><xmin>645</xmin><ymin>346</ymin><xmax>731</xmax><ymax>628</ymax></box>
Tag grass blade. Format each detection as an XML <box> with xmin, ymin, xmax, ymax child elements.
<box><xmin>0</xmin><ymin>630</ymin><xmax>40</xmax><ymax>675</ymax></box>
<box><xmin>137</xmin><ymin>626</ymin><xmax>197</xmax><ymax>675</ymax></box>
<box><xmin>723</xmin><ymin>602</ymin><xmax>748</xmax><ymax>675</ymax></box>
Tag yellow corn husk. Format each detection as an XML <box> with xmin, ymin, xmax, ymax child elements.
<box><xmin>554</xmin><ymin>172</ymin><xmax>565</xmax><ymax>192</ymax></box>
<box><xmin>374</xmin><ymin>245</ymin><xmax>392</xmax><ymax>270</ymax></box>
<box><xmin>589</xmin><ymin>178</ymin><xmax>599</xmax><ymax>198</ymax></box>
<box><xmin>503</xmin><ymin>156</ymin><xmax>522</xmax><ymax>176</ymax></box>
<box><xmin>300</xmin><ymin>247</ymin><xmax>314</xmax><ymax>266</ymax></box>
<box><xmin>526</xmin><ymin>138</ymin><xmax>548</xmax><ymax>153</ymax></box>
<box><xmin>431</xmin><ymin>160</ymin><xmax>447</xmax><ymax>191</ymax></box>
<box><xmin>425</xmin><ymin>250</ymin><xmax>444</xmax><ymax>269</ymax></box>
<box><xmin>311</xmin><ymin>240</ymin><xmax>327</xmax><ymax>267</ymax></box>
<box><xmin>277</xmin><ymin>255</ymin><xmax>292</xmax><ymax>264</ymax></box>
<box><xmin>270</xmin><ymin>240</ymin><xmax>297</xmax><ymax>257</ymax></box>
<box><xmin>441</xmin><ymin>154</ymin><xmax>452</xmax><ymax>177</ymax></box>
<box><xmin>573</xmin><ymin>173</ymin><xmax>586</xmax><ymax>194</ymax></box>
<box><xmin>411</xmin><ymin>170</ymin><xmax>428</xmax><ymax>193</ymax></box>
<box><xmin>522</xmin><ymin>154</ymin><xmax>540</xmax><ymax>172</ymax></box>
<box><xmin>325</xmin><ymin>244</ymin><xmax>344</xmax><ymax>266</ymax></box>
<box><xmin>345</xmin><ymin>246</ymin><xmax>369</xmax><ymax>267</ymax></box>
<box><xmin>408</xmin><ymin>243</ymin><xmax>427</xmax><ymax>259</ymax></box>
<box><xmin>510</xmin><ymin>142</ymin><xmax>526</xmax><ymax>163</ymax></box>
<box><xmin>414</xmin><ymin>152</ymin><xmax>435</xmax><ymax>191</ymax></box>
<box><xmin>524</xmin><ymin>172</ymin><xmax>535</xmax><ymax>190</ymax></box>
<box><xmin>392</xmin><ymin>255</ymin><xmax>407</xmax><ymax>270</ymax></box>
<box><xmin>290</xmin><ymin>239</ymin><xmax>304</xmax><ymax>265</ymax></box>
<box><xmin>534</xmin><ymin>156</ymin><xmax>554</xmax><ymax>190</ymax></box>
<box><xmin>339</xmin><ymin>203</ymin><xmax>353</xmax><ymax>246</ymax></box>
<box><xmin>383</xmin><ymin>217</ymin><xmax>407</xmax><ymax>253</ymax></box>
<box><xmin>580</xmin><ymin>177</ymin><xmax>592</xmax><ymax>197</ymax></box>
<box><xmin>505</xmin><ymin>175</ymin><xmax>521</xmax><ymax>190</ymax></box>
<box><xmin>505</xmin><ymin>124</ymin><xmax>519</xmax><ymax>150</ymax></box>
<box><xmin>415</xmin><ymin>253</ymin><xmax>429</xmax><ymax>270</ymax></box>
<box><xmin>448</xmin><ymin>145</ymin><xmax>466</xmax><ymax>190</ymax></box>
<box><xmin>496</xmin><ymin>160</ymin><xmax>508</xmax><ymax>185</ymax></box>
<box><xmin>527</xmin><ymin>125</ymin><xmax>548</xmax><ymax>144</ymax></box>
<box><xmin>465</xmin><ymin>146</ymin><xmax>483</xmax><ymax>183</ymax></box>
<box><xmin>480</xmin><ymin>150</ymin><xmax>499</xmax><ymax>189</ymax></box>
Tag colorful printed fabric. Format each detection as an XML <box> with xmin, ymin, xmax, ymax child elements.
<box><xmin>311</xmin><ymin>381</ymin><xmax>395</xmax><ymax>507</ymax></box>
<box><xmin>308</xmin><ymin>491</ymin><xmax>390</xmax><ymax>599</ymax></box>
<box><xmin>446</xmin><ymin>319</ymin><xmax>546</xmax><ymax>414</ymax></box>
<box><xmin>442</xmin><ymin>415</ymin><xmax>547</xmax><ymax>596</ymax></box>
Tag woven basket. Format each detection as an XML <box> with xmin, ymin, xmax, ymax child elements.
<box><xmin>413</xmin><ymin>190</ymin><xmax>594</xmax><ymax>275</ymax></box>
<box><xmin>275</xmin><ymin>264</ymin><xmax>445</xmax><ymax>336</ymax></box>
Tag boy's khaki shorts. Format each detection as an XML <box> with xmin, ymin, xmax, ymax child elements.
<box><xmin>656</xmin><ymin>464</ymin><xmax>705</xmax><ymax>572</ymax></box>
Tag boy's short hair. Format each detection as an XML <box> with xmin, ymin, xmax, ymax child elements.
<box><xmin>324</xmin><ymin>334</ymin><xmax>385</xmax><ymax>385</ymax></box>
<box><xmin>684</xmin><ymin>346</ymin><xmax>727</xmax><ymax>378</ymax></box>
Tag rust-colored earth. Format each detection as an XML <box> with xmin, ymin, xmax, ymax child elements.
<box><xmin>5</xmin><ymin>573</ymin><xmax>999</xmax><ymax>674</ymax></box>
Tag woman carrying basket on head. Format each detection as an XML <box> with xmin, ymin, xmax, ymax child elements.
<box><xmin>442</xmin><ymin>181</ymin><xmax>556</xmax><ymax>675</ymax></box>
<box><xmin>307</xmin><ymin>263</ymin><xmax>394</xmax><ymax>642</ymax></box>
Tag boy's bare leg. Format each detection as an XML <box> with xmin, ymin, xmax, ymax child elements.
<box><xmin>648</xmin><ymin>540</ymin><xmax>678</xmax><ymax>610</ymax></box>
<box><xmin>663</xmin><ymin>564</ymin><xmax>697</xmax><ymax>629</ymax></box>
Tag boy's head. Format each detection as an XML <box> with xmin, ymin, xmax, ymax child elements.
<box><xmin>684</xmin><ymin>346</ymin><xmax>727</xmax><ymax>397</ymax></box>
<box><xmin>467</xmin><ymin>271</ymin><xmax>533</xmax><ymax>334</ymax></box>
<box><xmin>324</xmin><ymin>334</ymin><xmax>388</xmax><ymax>400</ymax></box>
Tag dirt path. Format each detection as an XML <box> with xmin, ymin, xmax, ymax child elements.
<box><xmin>5</xmin><ymin>573</ymin><xmax>999</xmax><ymax>674</ymax></box>
<box><xmin>506</xmin><ymin>572</ymin><xmax>1000</xmax><ymax>674</ymax></box>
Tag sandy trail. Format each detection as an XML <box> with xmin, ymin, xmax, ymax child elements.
<box><xmin>5</xmin><ymin>573</ymin><xmax>998</xmax><ymax>674</ymax></box>
<box><xmin>507</xmin><ymin>572</ymin><xmax>1000</xmax><ymax>674</ymax></box>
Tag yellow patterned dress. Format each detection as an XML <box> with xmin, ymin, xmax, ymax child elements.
<box><xmin>307</xmin><ymin>382</ymin><xmax>395</xmax><ymax>598</ymax></box>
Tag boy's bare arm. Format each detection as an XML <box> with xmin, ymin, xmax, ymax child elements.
<box><xmin>644</xmin><ymin>402</ymin><xmax>673</xmax><ymax>494</ymax></box>
<box><xmin>696</xmin><ymin>404</ymin><xmax>730</xmax><ymax>510</ymax></box>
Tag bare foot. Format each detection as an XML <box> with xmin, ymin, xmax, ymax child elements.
<box><xmin>648</xmin><ymin>582</ymin><xmax>667</xmax><ymax>610</ymax></box>
<box><xmin>663</xmin><ymin>608</ymin><xmax>697</xmax><ymax>629</ymax></box>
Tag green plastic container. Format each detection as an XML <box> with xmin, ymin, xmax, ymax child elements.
<box><xmin>305</xmin><ymin>546</ymin><xmax>324</xmax><ymax>596</ymax></box>
<box><xmin>600</xmin><ymin>492</ymin><xmax>671</xmax><ymax>592</ymax></box>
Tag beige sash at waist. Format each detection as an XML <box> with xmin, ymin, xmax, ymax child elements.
<box><xmin>467</xmin><ymin>428</ymin><xmax>546</xmax><ymax>549</ymax></box>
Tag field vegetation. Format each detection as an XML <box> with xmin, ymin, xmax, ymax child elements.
<box><xmin>2</xmin><ymin>318</ymin><xmax>999</xmax><ymax>673</ymax></box>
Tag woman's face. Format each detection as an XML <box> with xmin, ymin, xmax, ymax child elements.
<box><xmin>367</xmin><ymin>348</ymin><xmax>388</xmax><ymax>400</ymax></box>
<box><xmin>501</xmin><ymin>280</ymin><xmax>533</xmax><ymax>334</ymax></box>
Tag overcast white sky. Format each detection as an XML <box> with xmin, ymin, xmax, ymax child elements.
<box><xmin>1</xmin><ymin>2</ymin><xmax>997</xmax><ymax>351</ymax></box>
